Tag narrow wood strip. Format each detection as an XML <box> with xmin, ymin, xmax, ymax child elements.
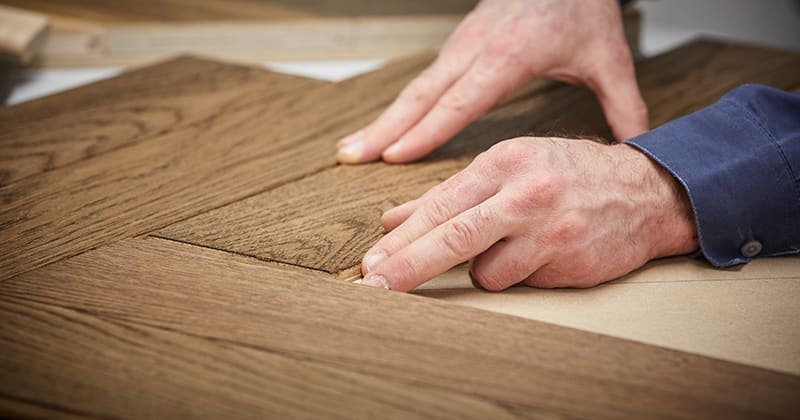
<box><xmin>0</xmin><ymin>5</ymin><xmax>49</xmax><ymax>64</ymax></box>
<box><xmin>1</xmin><ymin>236</ymin><xmax>797</xmax><ymax>418</ymax></box>
<box><xmin>0</xmin><ymin>52</ymin><xmax>431</xmax><ymax>281</ymax></box>
<box><xmin>156</xmin><ymin>40</ymin><xmax>800</xmax><ymax>274</ymax></box>
<box><xmin>0</xmin><ymin>56</ymin><xmax>325</xmax><ymax>185</ymax></box>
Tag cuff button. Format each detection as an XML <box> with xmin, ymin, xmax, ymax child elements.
<box><xmin>740</xmin><ymin>240</ymin><xmax>763</xmax><ymax>258</ymax></box>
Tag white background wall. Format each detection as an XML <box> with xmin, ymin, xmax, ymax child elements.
<box><xmin>639</xmin><ymin>0</ymin><xmax>800</xmax><ymax>54</ymax></box>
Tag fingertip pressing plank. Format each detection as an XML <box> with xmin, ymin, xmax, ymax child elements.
<box><xmin>0</xmin><ymin>56</ymin><xmax>325</xmax><ymax>186</ymax></box>
<box><xmin>0</xmin><ymin>5</ymin><xmax>49</xmax><ymax>64</ymax></box>
<box><xmin>1</xmin><ymin>236</ymin><xmax>798</xmax><ymax>418</ymax></box>
<box><xmin>155</xmin><ymin>39</ymin><xmax>800</xmax><ymax>276</ymax></box>
<box><xmin>0</xmin><ymin>52</ymin><xmax>433</xmax><ymax>281</ymax></box>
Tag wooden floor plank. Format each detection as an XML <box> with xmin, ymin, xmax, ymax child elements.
<box><xmin>0</xmin><ymin>53</ymin><xmax>431</xmax><ymax>281</ymax></box>
<box><xmin>0</xmin><ymin>56</ymin><xmax>325</xmax><ymax>185</ymax></box>
<box><xmin>156</xmin><ymin>40</ymin><xmax>800</xmax><ymax>274</ymax></box>
<box><xmin>417</xmin><ymin>258</ymin><xmax>800</xmax><ymax>375</ymax></box>
<box><xmin>1</xmin><ymin>236</ymin><xmax>798</xmax><ymax>419</ymax></box>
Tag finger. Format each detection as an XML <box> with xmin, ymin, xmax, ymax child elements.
<box><xmin>363</xmin><ymin>198</ymin><xmax>508</xmax><ymax>291</ymax></box>
<box><xmin>469</xmin><ymin>237</ymin><xmax>546</xmax><ymax>292</ymax></box>
<box><xmin>586</xmin><ymin>48</ymin><xmax>649</xmax><ymax>141</ymax></box>
<box><xmin>382</xmin><ymin>55</ymin><xmax>528</xmax><ymax>163</ymax></box>
<box><xmin>362</xmin><ymin>163</ymin><xmax>499</xmax><ymax>273</ymax></box>
<box><xmin>380</xmin><ymin>167</ymin><xmax>469</xmax><ymax>231</ymax></box>
<box><xmin>381</xmin><ymin>198</ymin><xmax>421</xmax><ymax>232</ymax></box>
<box><xmin>336</xmin><ymin>14</ymin><xmax>490</xmax><ymax>164</ymax></box>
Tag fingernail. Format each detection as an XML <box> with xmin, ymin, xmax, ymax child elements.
<box><xmin>337</xmin><ymin>130</ymin><xmax>364</xmax><ymax>148</ymax></box>
<box><xmin>336</xmin><ymin>142</ymin><xmax>363</xmax><ymax>163</ymax></box>
<box><xmin>362</xmin><ymin>274</ymin><xmax>391</xmax><ymax>290</ymax></box>
<box><xmin>364</xmin><ymin>251</ymin><xmax>388</xmax><ymax>272</ymax></box>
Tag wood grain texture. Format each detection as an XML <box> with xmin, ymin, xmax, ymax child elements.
<box><xmin>1</xmin><ymin>236</ymin><xmax>798</xmax><ymax>419</ymax></box>
<box><xmin>0</xmin><ymin>56</ymin><xmax>321</xmax><ymax>185</ymax></box>
<box><xmin>157</xmin><ymin>39</ymin><xmax>800</xmax><ymax>274</ymax></box>
<box><xmin>0</xmin><ymin>0</ymin><xmax>480</xmax><ymax>22</ymax></box>
<box><xmin>0</xmin><ymin>53</ymin><xmax>432</xmax><ymax>281</ymax></box>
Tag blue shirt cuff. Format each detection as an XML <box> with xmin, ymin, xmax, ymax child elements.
<box><xmin>626</xmin><ymin>85</ymin><xmax>800</xmax><ymax>266</ymax></box>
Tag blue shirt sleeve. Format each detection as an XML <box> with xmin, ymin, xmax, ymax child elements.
<box><xmin>626</xmin><ymin>84</ymin><xmax>800</xmax><ymax>266</ymax></box>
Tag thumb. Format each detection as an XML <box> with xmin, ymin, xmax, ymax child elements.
<box><xmin>587</xmin><ymin>52</ymin><xmax>649</xmax><ymax>141</ymax></box>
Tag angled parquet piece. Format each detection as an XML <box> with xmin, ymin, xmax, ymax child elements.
<box><xmin>637</xmin><ymin>40</ymin><xmax>800</xmax><ymax>126</ymax></box>
<box><xmin>0</xmin><ymin>53</ymin><xmax>433</xmax><ymax>281</ymax></box>
<box><xmin>1</xmin><ymin>237</ymin><xmax>798</xmax><ymax>418</ymax></box>
<box><xmin>0</xmin><ymin>56</ymin><xmax>323</xmax><ymax>185</ymax></box>
<box><xmin>156</xmin><ymin>39</ymin><xmax>800</xmax><ymax>274</ymax></box>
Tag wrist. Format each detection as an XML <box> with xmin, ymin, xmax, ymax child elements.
<box><xmin>616</xmin><ymin>144</ymin><xmax>699</xmax><ymax>260</ymax></box>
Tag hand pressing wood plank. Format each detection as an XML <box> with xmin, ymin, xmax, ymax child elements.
<box><xmin>155</xmin><ymin>40</ymin><xmax>800</xmax><ymax>276</ymax></box>
<box><xmin>1</xmin><ymin>236</ymin><xmax>798</xmax><ymax>419</ymax></box>
<box><xmin>0</xmin><ymin>53</ymin><xmax>431</xmax><ymax>281</ymax></box>
<box><xmin>0</xmin><ymin>56</ymin><xmax>321</xmax><ymax>185</ymax></box>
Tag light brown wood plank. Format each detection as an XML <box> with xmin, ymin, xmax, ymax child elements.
<box><xmin>417</xmin><ymin>258</ymin><xmax>800</xmax><ymax>375</ymax></box>
<box><xmin>156</xmin><ymin>39</ymin><xmax>800</xmax><ymax>274</ymax></box>
<box><xmin>0</xmin><ymin>5</ymin><xmax>49</xmax><ymax>64</ymax></box>
<box><xmin>1</xmin><ymin>236</ymin><xmax>798</xmax><ymax>418</ymax></box>
<box><xmin>0</xmin><ymin>53</ymin><xmax>433</xmax><ymax>281</ymax></box>
<box><xmin>0</xmin><ymin>56</ymin><xmax>324</xmax><ymax>185</ymax></box>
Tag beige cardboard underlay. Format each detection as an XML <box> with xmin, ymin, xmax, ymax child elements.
<box><xmin>416</xmin><ymin>256</ymin><xmax>800</xmax><ymax>375</ymax></box>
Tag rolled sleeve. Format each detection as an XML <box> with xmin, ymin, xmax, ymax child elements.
<box><xmin>627</xmin><ymin>84</ymin><xmax>800</xmax><ymax>266</ymax></box>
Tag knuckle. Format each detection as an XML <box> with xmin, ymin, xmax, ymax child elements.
<box><xmin>548</xmin><ymin>214</ymin><xmax>590</xmax><ymax>245</ymax></box>
<box><xmin>401</xmin><ymin>70</ymin><xmax>437</xmax><ymax>103</ymax></box>
<box><xmin>483</xmin><ymin>140</ymin><xmax>530</xmax><ymax>172</ymax></box>
<box><xmin>440</xmin><ymin>219</ymin><xmax>480</xmax><ymax>259</ymax></box>
<box><xmin>471</xmin><ymin>267</ymin><xmax>508</xmax><ymax>292</ymax></box>
<box><xmin>505</xmin><ymin>176</ymin><xmax>565</xmax><ymax>214</ymax></box>
<box><xmin>392</xmin><ymin>255</ymin><xmax>419</xmax><ymax>284</ymax></box>
<box><xmin>424</xmin><ymin>195</ymin><xmax>453</xmax><ymax>226</ymax></box>
<box><xmin>437</xmin><ymin>90</ymin><xmax>471</xmax><ymax>114</ymax></box>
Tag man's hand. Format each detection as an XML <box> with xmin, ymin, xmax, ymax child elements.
<box><xmin>360</xmin><ymin>137</ymin><xmax>698</xmax><ymax>292</ymax></box>
<box><xmin>337</xmin><ymin>0</ymin><xmax>648</xmax><ymax>164</ymax></box>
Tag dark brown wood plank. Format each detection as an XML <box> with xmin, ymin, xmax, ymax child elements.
<box><xmin>0</xmin><ymin>56</ymin><xmax>323</xmax><ymax>186</ymax></box>
<box><xmin>1</xmin><ymin>236</ymin><xmax>797</xmax><ymax>419</ymax></box>
<box><xmin>0</xmin><ymin>53</ymin><xmax>432</xmax><ymax>281</ymax></box>
<box><xmin>156</xmin><ymin>39</ymin><xmax>800</xmax><ymax>274</ymax></box>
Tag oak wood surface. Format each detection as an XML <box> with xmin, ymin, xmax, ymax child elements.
<box><xmin>156</xmin><ymin>40</ymin><xmax>800</xmax><ymax>274</ymax></box>
<box><xmin>1</xmin><ymin>237</ymin><xmax>798</xmax><ymax>419</ymax></box>
<box><xmin>0</xmin><ymin>53</ymin><xmax>431</xmax><ymax>281</ymax></box>
<box><xmin>0</xmin><ymin>56</ymin><xmax>323</xmax><ymax>185</ymax></box>
<box><xmin>0</xmin><ymin>0</ymin><xmax>480</xmax><ymax>22</ymax></box>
